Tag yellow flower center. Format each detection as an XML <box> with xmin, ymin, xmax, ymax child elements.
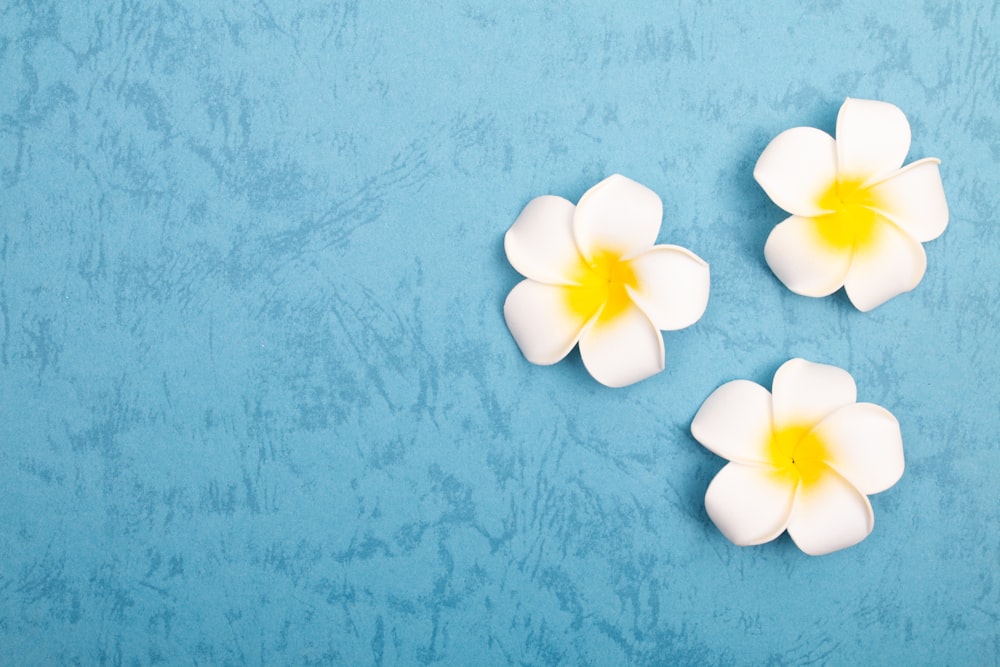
<box><xmin>566</xmin><ymin>251</ymin><xmax>639</xmax><ymax>323</ymax></box>
<box><xmin>767</xmin><ymin>424</ymin><xmax>830</xmax><ymax>487</ymax></box>
<box><xmin>813</xmin><ymin>178</ymin><xmax>883</xmax><ymax>251</ymax></box>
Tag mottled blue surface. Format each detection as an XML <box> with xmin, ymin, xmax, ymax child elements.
<box><xmin>1</xmin><ymin>1</ymin><xmax>998</xmax><ymax>665</ymax></box>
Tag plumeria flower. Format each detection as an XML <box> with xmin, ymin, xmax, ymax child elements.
<box><xmin>503</xmin><ymin>174</ymin><xmax>710</xmax><ymax>388</ymax></box>
<box><xmin>754</xmin><ymin>98</ymin><xmax>949</xmax><ymax>311</ymax></box>
<box><xmin>691</xmin><ymin>358</ymin><xmax>904</xmax><ymax>556</ymax></box>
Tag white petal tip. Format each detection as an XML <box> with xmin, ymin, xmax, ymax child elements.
<box><xmin>594</xmin><ymin>362</ymin><xmax>664</xmax><ymax>389</ymax></box>
<box><xmin>503</xmin><ymin>280</ymin><xmax>586</xmax><ymax>366</ymax></box>
<box><xmin>627</xmin><ymin>245</ymin><xmax>711</xmax><ymax>332</ymax></box>
<box><xmin>574</xmin><ymin>175</ymin><xmax>663</xmax><ymax>260</ymax></box>
<box><xmin>704</xmin><ymin>463</ymin><xmax>796</xmax><ymax>547</ymax></box>
<box><xmin>579</xmin><ymin>307</ymin><xmax>666</xmax><ymax>388</ymax></box>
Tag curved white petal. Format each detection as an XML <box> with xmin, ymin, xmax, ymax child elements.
<box><xmin>625</xmin><ymin>245</ymin><xmax>710</xmax><ymax>331</ymax></box>
<box><xmin>705</xmin><ymin>463</ymin><xmax>797</xmax><ymax>546</ymax></box>
<box><xmin>764</xmin><ymin>215</ymin><xmax>854</xmax><ymax>297</ymax></box>
<box><xmin>771</xmin><ymin>358</ymin><xmax>857</xmax><ymax>430</ymax></box>
<box><xmin>812</xmin><ymin>403</ymin><xmax>905</xmax><ymax>495</ymax></box>
<box><xmin>504</xmin><ymin>195</ymin><xmax>588</xmax><ymax>285</ymax></box>
<box><xmin>691</xmin><ymin>380</ymin><xmax>774</xmax><ymax>465</ymax></box>
<box><xmin>753</xmin><ymin>127</ymin><xmax>838</xmax><ymax>218</ymax></box>
<box><xmin>836</xmin><ymin>98</ymin><xmax>911</xmax><ymax>184</ymax></box>
<box><xmin>503</xmin><ymin>279</ymin><xmax>589</xmax><ymax>365</ymax></box>
<box><xmin>869</xmin><ymin>158</ymin><xmax>949</xmax><ymax>242</ymax></box>
<box><xmin>843</xmin><ymin>217</ymin><xmax>927</xmax><ymax>312</ymax></box>
<box><xmin>573</xmin><ymin>174</ymin><xmax>662</xmax><ymax>262</ymax></box>
<box><xmin>577</xmin><ymin>303</ymin><xmax>664</xmax><ymax>387</ymax></box>
<box><xmin>786</xmin><ymin>469</ymin><xmax>874</xmax><ymax>556</ymax></box>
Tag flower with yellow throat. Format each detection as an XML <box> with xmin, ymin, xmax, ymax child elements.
<box><xmin>755</xmin><ymin>98</ymin><xmax>948</xmax><ymax>311</ymax></box>
<box><xmin>503</xmin><ymin>175</ymin><xmax>710</xmax><ymax>388</ymax></box>
<box><xmin>691</xmin><ymin>358</ymin><xmax>904</xmax><ymax>556</ymax></box>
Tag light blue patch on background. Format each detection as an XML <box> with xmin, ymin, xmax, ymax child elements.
<box><xmin>1</xmin><ymin>1</ymin><xmax>997</xmax><ymax>664</ymax></box>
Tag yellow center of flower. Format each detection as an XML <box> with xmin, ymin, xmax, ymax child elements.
<box><xmin>767</xmin><ymin>424</ymin><xmax>830</xmax><ymax>487</ymax></box>
<box><xmin>813</xmin><ymin>178</ymin><xmax>883</xmax><ymax>251</ymax></box>
<box><xmin>566</xmin><ymin>251</ymin><xmax>639</xmax><ymax>323</ymax></box>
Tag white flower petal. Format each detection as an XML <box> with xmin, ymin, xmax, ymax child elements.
<box><xmin>691</xmin><ymin>380</ymin><xmax>774</xmax><ymax>465</ymax></box>
<box><xmin>705</xmin><ymin>463</ymin><xmax>796</xmax><ymax>546</ymax></box>
<box><xmin>836</xmin><ymin>98</ymin><xmax>911</xmax><ymax>184</ymax></box>
<box><xmin>504</xmin><ymin>195</ymin><xmax>587</xmax><ymax>285</ymax></box>
<box><xmin>869</xmin><ymin>158</ymin><xmax>949</xmax><ymax>243</ymax></box>
<box><xmin>625</xmin><ymin>245</ymin><xmax>710</xmax><ymax>331</ymax></box>
<box><xmin>843</xmin><ymin>217</ymin><xmax>927</xmax><ymax>312</ymax></box>
<box><xmin>577</xmin><ymin>303</ymin><xmax>664</xmax><ymax>387</ymax></box>
<box><xmin>503</xmin><ymin>279</ymin><xmax>589</xmax><ymax>365</ymax></box>
<box><xmin>786</xmin><ymin>470</ymin><xmax>874</xmax><ymax>556</ymax></box>
<box><xmin>753</xmin><ymin>127</ymin><xmax>838</xmax><ymax>218</ymax></box>
<box><xmin>573</xmin><ymin>174</ymin><xmax>662</xmax><ymax>262</ymax></box>
<box><xmin>764</xmin><ymin>215</ymin><xmax>854</xmax><ymax>297</ymax></box>
<box><xmin>812</xmin><ymin>403</ymin><xmax>905</xmax><ymax>495</ymax></box>
<box><xmin>771</xmin><ymin>358</ymin><xmax>857</xmax><ymax>429</ymax></box>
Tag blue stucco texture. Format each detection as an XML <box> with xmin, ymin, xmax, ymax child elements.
<box><xmin>1</xmin><ymin>1</ymin><xmax>998</xmax><ymax>665</ymax></box>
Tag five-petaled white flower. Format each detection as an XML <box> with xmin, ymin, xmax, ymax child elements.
<box><xmin>755</xmin><ymin>98</ymin><xmax>948</xmax><ymax>311</ymax></box>
<box><xmin>691</xmin><ymin>358</ymin><xmax>904</xmax><ymax>556</ymax></box>
<box><xmin>503</xmin><ymin>174</ymin><xmax>710</xmax><ymax>388</ymax></box>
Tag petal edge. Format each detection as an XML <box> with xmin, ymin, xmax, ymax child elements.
<box><xmin>691</xmin><ymin>380</ymin><xmax>774</xmax><ymax>465</ymax></box>
<box><xmin>577</xmin><ymin>303</ymin><xmax>664</xmax><ymax>387</ymax></box>
<box><xmin>764</xmin><ymin>215</ymin><xmax>854</xmax><ymax>298</ymax></box>
<box><xmin>786</xmin><ymin>468</ymin><xmax>874</xmax><ymax>556</ymax></box>
<box><xmin>626</xmin><ymin>245</ymin><xmax>710</xmax><ymax>332</ymax></box>
<box><xmin>705</xmin><ymin>463</ymin><xmax>797</xmax><ymax>547</ymax></box>
<box><xmin>869</xmin><ymin>158</ymin><xmax>948</xmax><ymax>243</ymax></box>
<box><xmin>772</xmin><ymin>358</ymin><xmax>857</xmax><ymax>430</ymax></box>
<box><xmin>843</xmin><ymin>217</ymin><xmax>927</xmax><ymax>312</ymax></box>
<box><xmin>836</xmin><ymin>97</ymin><xmax>911</xmax><ymax>185</ymax></box>
<box><xmin>754</xmin><ymin>127</ymin><xmax>838</xmax><ymax>218</ymax></box>
<box><xmin>813</xmin><ymin>403</ymin><xmax>905</xmax><ymax>495</ymax></box>
<box><xmin>573</xmin><ymin>174</ymin><xmax>662</xmax><ymax>262</ymax></box>
<box><xmin>503</xmin><ymin>279</ymin><xmax>589</xmax><ymax>365</ymax></box>
<box><xmin>505</xmin><ymin>195</ymin><xmax>588</xmax><ymax>285</ymax></box>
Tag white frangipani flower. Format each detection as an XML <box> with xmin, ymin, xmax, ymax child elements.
<box><xmin>503</xmin><ymin>174</ymin><xmax>710</xmax><ymax>388</ymax></box>
<box><xmin>691</xmin><ymin>358</ymin><xmax>904</xmax><ymax>556</ymax></box>
<box><xmin>754</xmin><ymin>98</ymin><xmax>949</xmax><ymax>311</ymax></box>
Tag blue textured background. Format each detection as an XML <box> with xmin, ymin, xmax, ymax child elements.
<box><xmin>2</xmin><ymin>1</ymin><xmax>998</xmax><ymax>665</ymax></box>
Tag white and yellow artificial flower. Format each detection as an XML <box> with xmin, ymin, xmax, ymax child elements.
<box><xmin>503</xmin><ymin>174</ymin><xmax>710</xmax><ymax>388</ymax></box>
<box><xmin>755</xmin><ymin>98</ymin><xmax>949</xmax><ymax>311</ymax></box>
<box><xmin>691</xmin><ymin>358</ymin><xmax>904</xmax><ymax>556</ymax></box>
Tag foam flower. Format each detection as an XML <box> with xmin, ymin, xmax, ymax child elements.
<box><xmin>754</xmin><ymin>98</ymin><xmax>948</xmax><ymax>311</ymax></box>
<box><xmin>691</xmin><ymin>358</ymin><xmax>904</xmax><ymax>556</ymax></box>
<box><xmin>503</xmin><ymin>174</ymin><xmax>710</xmax><ymax>388</ymax></box>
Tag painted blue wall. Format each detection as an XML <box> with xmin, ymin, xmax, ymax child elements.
<box><xmin>1</xmin><ymin>1</ymin><xmax>997</xmax><ymax>664</ymax></box>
